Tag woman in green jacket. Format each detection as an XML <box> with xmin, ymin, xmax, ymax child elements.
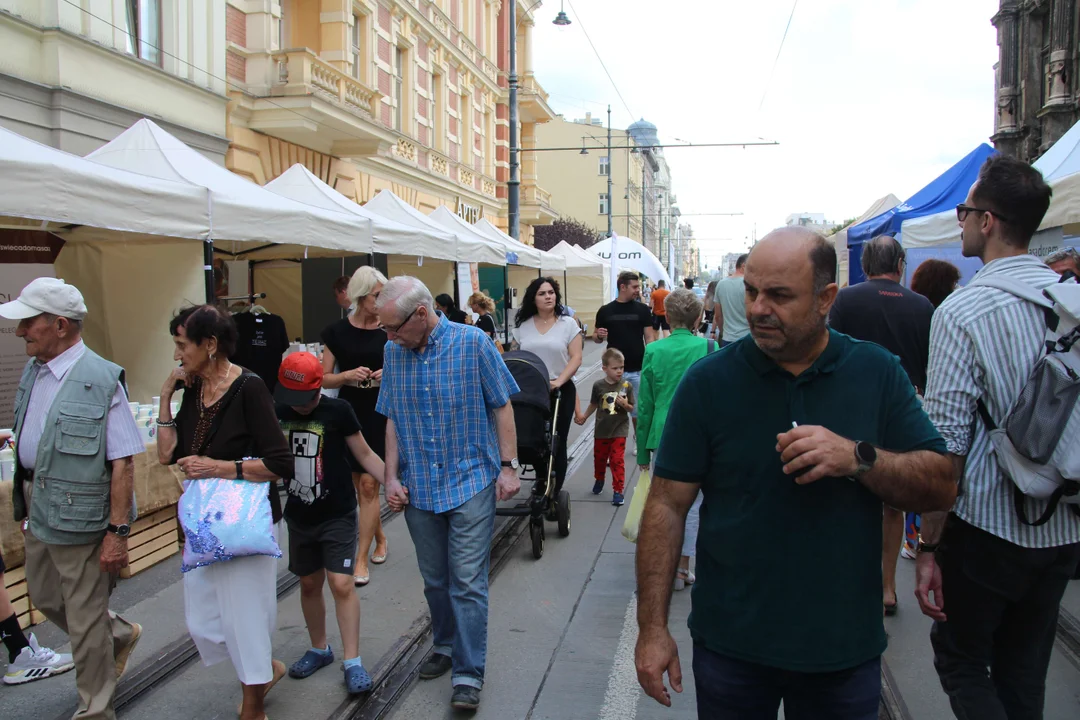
<box><xmin>636</xmin><ymin>288</ymin><xmax>716</xmax><ymax>589</ymax></box>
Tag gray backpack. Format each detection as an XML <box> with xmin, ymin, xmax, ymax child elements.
<box><xmin>968</xmin><ymin>274</ymin><xmax>1080</xmax><ymax>526</ymax></box>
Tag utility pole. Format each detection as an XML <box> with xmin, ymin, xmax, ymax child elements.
<box><xmin>606</xmin><ymin>105</ymin><xmax>613</xmax><ymax>238</ymax></box>
<box><xmin>507</xmin><ymin>9</ymin><xmax>520</xmax><ymax>240</ymax></box>
<box><xmin>641</xmin><ymin>161</ymin><xmax>647</xmax><ymax>247</ymax></box>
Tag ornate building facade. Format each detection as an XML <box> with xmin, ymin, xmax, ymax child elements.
<box><xmin>993</xmin><ymin>0</ymin><xmax>1079</xmax><ymax>163</ymax></box>
<box><xmin>226</xmin><ymin>0</ymin><xmax>556</xmax><ymax>243</ymax></box>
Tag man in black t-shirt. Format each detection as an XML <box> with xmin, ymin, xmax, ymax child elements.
<box><xmin>828</xmin><ymin>235</ymin><xmax>934</xmax><ymax>617</ymax></box>
<box><xmin>274</xmin><ymin>352</ymin><xmax>385</xmax><ymax>696</ymax></box>
<box><xmin>594</xmin><ymin>270</ymin><xmax>656</xmax><ymax>434</ymax></box>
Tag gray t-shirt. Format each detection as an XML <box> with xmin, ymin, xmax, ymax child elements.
<box><xmin>511</xmin><ymin>315</ymin><xmax>582</xmax><ymax>379</ymax></box>
<box><xmin>713</xmin><ymin>276</ymin><xmax>750</xmax><ymax>342</ymax></box>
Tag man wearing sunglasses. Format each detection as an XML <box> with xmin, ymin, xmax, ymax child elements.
<box><xmin>373</xmin><ymin>276</ymin><xmax>521</xmax><ymax>712</ymax></box>
<box><xmin>920</xmin><ymin>155</ymin><xmax>1080</xmax><ymax>719</ymax></box>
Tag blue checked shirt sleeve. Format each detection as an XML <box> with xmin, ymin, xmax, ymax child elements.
<box><xmin>476</xmin><ymin>333</ymin><xmax>518</xmax><ymax>409</ymax></box>
<box><xmin>375</xmin><ymin>345</ymin><xmax>396</xmax><ymax>419</ymax></box>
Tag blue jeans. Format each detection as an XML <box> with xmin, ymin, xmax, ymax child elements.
<box><xmin>404</xmin><ymin>480</ymin><xmax>497</xmax><ymax>690</ymax></box>
<box><xmin>693</xmin><ymin>643</ymin><xmax>881</xmax><ymax>720</ymax></box>
<box><xmin>623</xmin><ymin>371</ymin><xmax>641</xmax><ymax>418</ymax></box>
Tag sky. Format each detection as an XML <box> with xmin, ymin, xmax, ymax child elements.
<box><xmin>530</xmin><ymin>0</ymin><xmax>1001</xmax><ymax>270</ymax></box>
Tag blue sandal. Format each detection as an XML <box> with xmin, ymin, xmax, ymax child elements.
<box><xmin>344</xmin><ymin>662</ymin><xmax>373</xmax><ymax>694</ymax></box>
<box><xmin>288</xmin><ymin>647</ymin><xmax>334</xmax><ymax>679</ymax></box>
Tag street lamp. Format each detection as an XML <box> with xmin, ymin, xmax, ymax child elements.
<box><xmin>553</xmin><ymin>1</ymin><xmax>572</xmax><ymax>26</ymax></box>
<box><xmin>508</xmin><ymin>2</ymin><xmax>564</xmax><ymax>240</ymax></box>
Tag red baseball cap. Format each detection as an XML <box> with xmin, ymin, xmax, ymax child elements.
<box><xmin>275</xmin><ymin>352</ymin><xmax>323</xmax><ymax>406</ymax></box>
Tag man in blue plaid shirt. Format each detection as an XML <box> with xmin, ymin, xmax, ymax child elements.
<box><xmin>375</xmin><ymin>276</ymin><xmax>520</xmax><ymax>713</ymax></box>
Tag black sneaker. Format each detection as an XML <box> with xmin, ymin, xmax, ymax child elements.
<box><xmin>418</xmin><ymin>651</ymin><xmax>453</xmax><ymax>680</ymax></box>
<box><xmin>450</xmin><ymin>685</ymin><xmax>481</xmax><ymax>711</ymax></box>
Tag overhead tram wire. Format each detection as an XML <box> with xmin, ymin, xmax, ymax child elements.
<box><xmin>564</xmin><ymin>0</ymin><xmax>634</xmax><ymax>120</ymax></box>
<box><xmin>758</xmin><ymin>0</ymin><xmax>800</xmax><ymax>113</ymax></box>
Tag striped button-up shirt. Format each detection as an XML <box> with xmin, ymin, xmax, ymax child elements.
<box><xmin>924</xmin><ymin>255</ymin><xmax>1080</xmax><ymax>548</ymax></box>
<box><xmin>376</xmin><ymin>316</ymin><xmax>518</xmax><ymax>513</ymax></box>
<box><xmin>17</xmin><ymin>341</ymin><xmax>145</xmax><ymax>470</ymax></box>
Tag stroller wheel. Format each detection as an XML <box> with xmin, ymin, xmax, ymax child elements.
<box><xmin>556</xmin><ymin>490</ymin><xmax>571</xmax><ymax>537</ymax></box>
<box><xmin>530</xmin><ymin>518</ymin><xmax>545</xmax><ymax>559</ymax></box>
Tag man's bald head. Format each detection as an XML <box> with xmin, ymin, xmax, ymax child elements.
<box><xmin>750</xmin><ymin>227</ymin><xmax>837</xmax><ymax>294</ymax></box>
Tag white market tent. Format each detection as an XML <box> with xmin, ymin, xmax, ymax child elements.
<box><xmin>265</xmin><ymin>164</ymin><xmax>453</xmax><ymax>257</ymax></box>
<box><xmin>548</xmin><ymin>240</ymin><xmax>609</xmax><ymax>332</ymax></box>
<box><xmin>587</xmin><ymin>235</ymin><xmax>671</xmax><ymax>291</ymax></box>
<box><xmin>471</xmin><ymin>218</ymin><xmax>545</xmax><ymax>269</ymax></box>
<box><xmin>470</xmin><ymin>219</ymin><xmax>570</xmax><ymax>319</ymax></box>
<box><xmin>86</xmin><ymin>119</ymin><xmax>372</xmax><ymax>260</ymax></box>
<box><xmin>831</xmin><ymin>194</ymin><xmax>901</xmax><ymax>287</ymax></box>
<box><xmin>0</xmin><ymin>124</ymin><xmax>216</xmax><ymax>405</ymax></box>
<box><xmin>364</xmin><ymin>191</ymin><xmax>503</xmax><ymax>297</ymax></box>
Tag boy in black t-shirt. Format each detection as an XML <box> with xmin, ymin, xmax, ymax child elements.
<box><xmin>274</xmin><ymin>352</ymin><xmax>385</xmax><ymax>695</ymax></box>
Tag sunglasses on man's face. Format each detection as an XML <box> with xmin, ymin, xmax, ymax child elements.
<box><xmin>956</xmin><ymin>203</ymin><xmax>1012</xmax><ymax>224</ymax></box>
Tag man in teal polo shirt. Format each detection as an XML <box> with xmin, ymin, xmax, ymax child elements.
<box><xmin>634</xmin><ymin>228</ymin><xmax>956</xmax><ymax>720</ymax></box>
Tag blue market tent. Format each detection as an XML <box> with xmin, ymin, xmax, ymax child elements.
<box><xmin>846</xmin><ymin>143</ymin><xmax>997</xmax><ymax>284</ymax></box>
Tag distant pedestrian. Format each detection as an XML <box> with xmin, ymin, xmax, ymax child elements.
<box><xmin>435</xmin><ymin>293</ymin><xmax>468</xmax><ymax>324</ymax></box>
<box><xmin>702</xmin><ymin>280</ymin><xmax>718</xmax><ymax>338</ymax></box>
<box><xmin>909</xmin><ymin>259</ymin><xmax>961</xmax><ymax>309</ymax></box>
<box><xmin>594</xmin><ymin>271</ymin><xmax>656</xmax><ymax>441</ymax></box>
<box><xmin>1044</xmin><ymin>246</ymin><xmax>1079</xmax><ymax>279</ymax></box>
<box><xmin>635</xmin><ymin>228</ymin><xmax>955</xmax><ymax>720</ymax></box>
<box><xmin>468</xmin><ymin>292</ymin><xmax>498</xmax><ymax>342</ymax></box>
<box><xmin>829</xmin><ymin>235</ymin><xmax>935</xmax><ymax>617</ymax></box>
<box><xmin>650</xmin><ymin>280</ymin><xmax>671</xmax><ymax>338</ymax></box>
<box><xmin>919</xmin><ymin>155</ymin><xmax>1080</xmax><ymax>719</ymax></box>
<box><xmin>333</xmin><ymin>275</ymin><xmax>352</xmax><ymax>311</ymax></box>
<box><xmin>713</xmin><ymin>254</ymin><xmax>750</xmax><ymax>346</ymax></box>
<box><xmin>375</xmin><ymin>277</ymin><xmax>521</xmax><ymax>712</ymax></box>
<box><xmin>511</xmin><ymin>277</ymin><xmax>582</xmax><ymax>500</ymax></box>
<box><xmin>2</xmin><ymin>278</ymin><xmax>143</xmax><ymax>713</ymax></box>
<box><xmin>635</xmin><ymin>288</ymin><xmax>716</xmax><ymax>590</ymax></box>
<box><xmin>683</xmin><ymin>277</ymin><xmax>695</xmax><ymax>290</ymax></box>
<box><xmin>575</xmin><ymin>348</ymin><xmax>634</xmax><ymax>506</ymax></box>
<box><xmin>157</xmin><ymin>304</ymin><xmax>293</xmax><ymax>720</ymax></box>
<box><xmin>274</xmin><ymin>352</ymin><xmax>385</xmax><ymax>695</ymax></box>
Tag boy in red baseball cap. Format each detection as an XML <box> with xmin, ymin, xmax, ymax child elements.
<box><xmin>274</xmin><ymin>352</ymin><xmax>385</xmax><ymax>695</ymax></box>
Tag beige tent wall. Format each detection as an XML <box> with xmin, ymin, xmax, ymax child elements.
<box><xmin>508</xmin><ymin>265</ymin><xmax>541</xmax><ymax>303</ymax></box>
<box><xmin>564</xmin><ymin>274</ymin><xmax>604</xmax><ymax>334</ymax></box>
<box><xmin>387</xmin><ymin>257</ymin><xmax>454</xmax><ymax>297</ymax></box>
<box><xmin>253</xmin><ymin>264</ymin><xmax>303</xmax><ymax>342</ymax></box>
<box><xmin>55</xmin><ymin>241</ymin><xmax>205</xmax><ymax>404</ymax></box>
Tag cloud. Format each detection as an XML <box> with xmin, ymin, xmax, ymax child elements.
<box><xmin>531</xmin><ymin>0</ymin><xmax>1000</xmax><ymax>265</ymax></box>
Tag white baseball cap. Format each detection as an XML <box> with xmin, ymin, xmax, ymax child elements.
<box><xmin>0</xmin><ymin>277</ymin><xmax>87</xmax><ymax>321</ymax></box>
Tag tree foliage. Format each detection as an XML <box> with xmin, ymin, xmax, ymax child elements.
<box><xmin>533</xmin><ymin>217</ymin><xmax>603</xmax><ymax>252</ymax></box>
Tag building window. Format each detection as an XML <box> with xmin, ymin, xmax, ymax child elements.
<box><xmin>599</xmin><ymin>193</ymin><xmax>609</xmax><ymax>215</ymax></box>
<box><xmin>599</xmin><ymin>156</ymin><xmax>610</xmax><ymax>176</ymax></box>
<box><xmin>352</xmin><ymin>14</ymin><xmax>363</xmax><ymax>81</ymax></box>
<box><xmin>125</xmin><ymin>0</ymin><xmax>161</xmax><ymax>65</ymax></box>
<box><xmin>394</xmin><ymin>47</ymin><xmax>404</xmax><ymax>132</ymax></box>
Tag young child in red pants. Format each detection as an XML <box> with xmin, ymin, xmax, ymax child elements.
<box><xmin>575</xmin><ymin>348</ymin><xmax>634</xmax><ymax>506</ymax></box>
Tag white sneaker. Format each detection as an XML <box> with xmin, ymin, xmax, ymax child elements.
<box><xmin>3</xmin><ymin>633</ymin><xmax>75</xmax><ymax>685</ymax></box>
<box><xmin>900</xmin><ymin>546</ymin><xmax>917</xmax><ymax>560</ymax></box>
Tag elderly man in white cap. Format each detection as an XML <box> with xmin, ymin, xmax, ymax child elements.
<box><xmin>0</xmin><ymin>277</ymin><xmax>144</xmax><ymax>720</ymax></box>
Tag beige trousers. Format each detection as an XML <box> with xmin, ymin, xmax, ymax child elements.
<box><xmin>23</xmin><ymin>530</ymin><xmax>136</xmax><ymax>720</ymax></box>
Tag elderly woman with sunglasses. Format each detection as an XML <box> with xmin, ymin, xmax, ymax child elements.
<box><xmin>320</xmin><ymin>267</ymin><xmax>389</xmax><ymax>586</ymax></box>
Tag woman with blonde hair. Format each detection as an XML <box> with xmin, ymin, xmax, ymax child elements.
<box><xmin>320</xmin><ymin>266</ymin><xmax>389</xmax><ymax>586</ymax></box>
<box><xmin>468</xmin><ymin>291</ymin><xmax>498</xmax><ymax>341</ymax></box>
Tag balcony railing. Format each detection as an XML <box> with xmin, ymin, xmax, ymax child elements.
<box><xmin>271</xmin><ymin>49</ymin><xmax>380</xmax><ymax>119</ymax></box>
<box><xmin>523</xmin><ymin>184</ymin><xmax>552</xmax><ymax>208</ymax></box>
<box><xmin>519</xmin><ymin>72</ymin><xmax>549</xmax><ymax>103</ymax></box>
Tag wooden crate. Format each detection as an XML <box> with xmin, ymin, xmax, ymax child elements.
<box><xmin>3</xmin><ymin>565</ymin><xmax>44</xmax><ymax>630</ymax></box>
<box><xmin>119</xmin><ymin>505</ymin><xmax>179</xmax><ymax>579</ymax></box>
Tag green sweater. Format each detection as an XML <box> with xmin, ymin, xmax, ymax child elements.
<box><xmin>635</xmin><ymin>328</ymin><xmax>714</xmax><ymax>466</ymax></box>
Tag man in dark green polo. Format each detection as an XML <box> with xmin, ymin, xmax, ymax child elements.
<box><xmin>633</xmin><ymin>227</ymin><xmax>956</xmax><ymax>720</ymax></box>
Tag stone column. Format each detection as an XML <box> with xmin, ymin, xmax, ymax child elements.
<box><xmin>992</xmin><ymin>1</ymin><xmax>1020</xmax><ymax>137</ymax></box>
<box><xmin>1046</xmin><ymin>0</ymin><xmax>1074</xmax><ymax>107</ymax></box>
<box><xmin>321</xmin><ymin>0</ymin><xmax>351</xmax><ymax>72</ymax></box>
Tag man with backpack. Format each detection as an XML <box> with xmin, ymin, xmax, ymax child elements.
<box><xmin>919</xmin><ymin>155</ymin><xmax>1080</xmax><ymax>719</ymax></box>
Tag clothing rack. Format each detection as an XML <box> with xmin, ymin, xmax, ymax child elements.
<box><xmin>220</xmin><ymin>292</ymin><xmax>267</xmax><ymax>303</ymax></box>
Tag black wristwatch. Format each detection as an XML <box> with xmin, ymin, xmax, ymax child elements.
<box><xmin>501</xmin><ymin>458</ymin><xmax>520</xmax><ymax>470</ymax></box>
<box><xmin>917</xmin><ymin>534</ymin><xmax>939</xmax><ymax>553</ymax></box>
<box><xmin>853</xmin><ymin>441</ymin><xmax>877</xmax><ymax>478</ymax></box>
<box><xmin>235</xmin><ymin>460</ymin><xmax>245</xmax><ymax>480</ymax></box>
<box><xmin>107</xmin><ymin>523</ymin><xmax>131</xmax><ymax>537</ymax></box>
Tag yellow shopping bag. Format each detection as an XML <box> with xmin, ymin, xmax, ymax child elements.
<box><xmin>621</xmin><ymin>469</ymin><xmax>652</xmax><ymax>543</ymax></box>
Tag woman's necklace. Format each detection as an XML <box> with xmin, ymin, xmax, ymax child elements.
<box><xmin>204</xmin><ymin>361</ymin><xmax>233</xmax><ymax>406</ymax></box>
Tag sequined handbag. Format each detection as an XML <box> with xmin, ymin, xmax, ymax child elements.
<box><xmin>178</xmin><ymin>476</ymin><xmax>282</xmax><ymax>572</ymax></box>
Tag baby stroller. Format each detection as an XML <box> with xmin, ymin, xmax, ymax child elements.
<box><xmin>496</xmin><ymin>350</ymin><xmax>571</xmax><ymax>559</ymax></box>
